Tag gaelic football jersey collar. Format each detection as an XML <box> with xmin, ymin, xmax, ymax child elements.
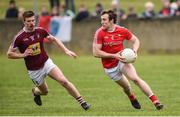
<box><xmin>107</xmin><ymin>24</ymin><xmax>116</xmax><ymax>32</ymax></box>
<box><xmin>23</xmin><ymin>27</ymin><xmax>35</xmax><ymax>33</ymax></box>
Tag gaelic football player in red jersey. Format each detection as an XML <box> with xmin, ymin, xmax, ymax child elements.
<box><xmin>7</xmin><ymin>11</ymin><xmax>90</xmax><ymax>110</ymax></box>
<box><xmin>93</xmin><ymin>10</ymin><xmax>163</xmax><ymax>110</ymax></box>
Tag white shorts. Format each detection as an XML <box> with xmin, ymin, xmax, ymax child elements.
<box><xmin>104</xmin><ymin>61</ymin><xmax>125</xmax><ymax>81</ymax></box>
<box><xmin>28</xmin><ymin>58</ymin><xmax>56</xmax><ymax>86</ymax></box>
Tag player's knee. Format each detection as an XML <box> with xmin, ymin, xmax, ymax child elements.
<box><xmin>60</xmin><ymin>80</ymin><xmax>69</xmax><ymax>87</ymax></box>
<box><xmin>132</xmin><ymin>78</ymin><xmax>142</xmax><ymax>84</ymax></box>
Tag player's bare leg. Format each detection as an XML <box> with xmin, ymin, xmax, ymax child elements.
<box><xmin>48</xmin><ymin>66</ymin><xmax>90</xmax><ymax>110</ymax></box>
<box><xmin>32</xmin><ymin>81</ymin><xmax>48</xmax><ymax>106</ymax></box>
<box><xmin>116</xmin><ymin>76</ymin><xmax>141</xmax><ymax>109</ymax></box>
<box><xmin>122</xmin><ymin>63</ymin><xmax>163</xmax><ymax>110</ymax></box>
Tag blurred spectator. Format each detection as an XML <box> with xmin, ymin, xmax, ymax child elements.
<box><xmin>38</xmin><ymin>6</ymin><xmax>51</xmax><ymax>42</ymax></box>
<box><xmin>49</xmin><ymin>0</ymin><xmax>60</xmax><ymax>9</ymax></box>
<box><xmin>59</xmin><ymin>4</ymin><xmax>66</xmax><ymax>16</ymax></box>
<box><xmin>41</xmin><ymin>5</ymin><xmax>50</xmax><ymax>16</ymax></box>
<box><xmin>5</xmin><ymin>0</ymin><xmax>19</xmax><ymax>19</ymax></box>
<box><xmin>51</xmin><ymin>6</ymin><xmax>59</xmax><ymax>16</ymax></box>
<box><xmin>170</xmin><ymin>2</ymin><xmax>178</xmax><ymax>16</ymax></box>
<box><xmin>65</xmin><ymin>0</ymin><xmax>76</xmax><ymax>14</ymax></box>
<box><xmin>92</xmin><ymin>3</ymin><xmax>104</xmax><ymax>17</ymax></box>
<box><xmin>159</xmin><ymin>0</ymin><xmax>171</xmax><ymax>17</ymax></box>
<box><xmin>59</xmin><ymin>4</ymin><xmax>75</xmax><ymax>18</ymax></box>
<box><xmin>65</xmin><ymin>8</ymin><xmax>75</xmax><ymax>18</ymax></box>
<box><xmin>127</xmin><ymin>6</ymin><xmax>138</xmax><ymax>19</ymax></box>
<box><xmin>141</xmin><ymin>1</ymin><xmax>156</xmax><ymax>19</ymax></box>
<box><xmin>111</xmin><ymin>0</ymin><xmax>127</xmax><ymax>20</ymax></box>
<box><xmin>75</xmin><ymin>4</ymin><xmax>90</xmax><ymax>22</ymax></box>
<box><xmin>175</xmin><ymin>0</ymin><xmax>180</xmax><ymax>16</ymax></box>
<box><xmin>18</xmin><ymin>7</ymin><xmax>25</xmax><ymax>20</ymax></box>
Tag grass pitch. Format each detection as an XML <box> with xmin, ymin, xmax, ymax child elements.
<box><xmin>0</xmin><ymin>54</ymin><xmax>180</xmax><ymax>116</ymax></box>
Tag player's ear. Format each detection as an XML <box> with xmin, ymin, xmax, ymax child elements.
<box><xmin>22</xmin><ymin>17</ymin><xmax>26</xmax><ymax>24</ymax></box>
<box><xmin>110</xmin><ymin>19</ymin><xmax>114</xmax><ymax>24</ymax></box>
<box><xmin>23</xmin><ymin>20</ymin><xmax>26</xmax><ymax>25</ymax></box>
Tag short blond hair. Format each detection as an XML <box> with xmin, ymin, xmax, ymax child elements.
<box><xmin>145</xmin><ymin>1</ymin><xmax>154</xmax><ymax>9</ymax></box>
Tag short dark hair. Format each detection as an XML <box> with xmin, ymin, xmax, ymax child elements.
<box><xmin>101</xmin><ymin>10</ymin><xmax>117</xmax><ymax>23</ymax></box>
<box><xmin>22</xmin><ymin>11</ymin><xmax>35</xmax><ymax>21</ymax></box>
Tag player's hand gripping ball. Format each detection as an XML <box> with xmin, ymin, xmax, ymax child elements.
<box><xmin>121</xmin><ymin>48</ymin><xmax>136</xmax><ymax>63</ymax></box>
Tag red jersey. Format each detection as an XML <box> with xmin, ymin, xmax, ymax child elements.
<box><xmin>12</xmin><ymin>27</ymin><xmax>49</xmax><ymax>70</ymax></box>
<box><xmin>94</xmin><ymin>25</ymin><xmax>132</xmax><ymax>69</ymax></box>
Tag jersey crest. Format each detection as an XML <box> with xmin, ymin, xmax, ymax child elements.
<box><xmin>28</xmin><ymin>42</ymin><xmax>41</xmax><ymax>56</ymax></box>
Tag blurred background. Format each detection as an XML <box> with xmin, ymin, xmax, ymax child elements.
<box><xmin>0</xmin><ymin>0</ymin><xmax>180</xmax><ymax>54</ymax></box>
<box><xmin>0</xmin><ymin>0</ymin><xmax>180</xmax><ymax>116</ymax></box>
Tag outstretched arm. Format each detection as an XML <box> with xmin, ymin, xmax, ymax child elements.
<box><xmin>47</xmin><ymin>35</ymin><xmax>77</xmax><ymax>58</ymax></box>
<box><xmin>7</xmin><ymin>45</ymin><xmax>33</xmax><ymax>59</ymax></box>
<box><xmin>129</xmin><ymin>34</ymin><xmax>140</xmax><ymax>53</ymax></box>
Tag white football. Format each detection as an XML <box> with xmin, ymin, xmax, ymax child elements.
<box><xmin>121</xmin><ymin>48</ymin><xmax>136</xmax><ymax>63</ymax></box>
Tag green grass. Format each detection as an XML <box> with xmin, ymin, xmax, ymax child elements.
<box><xmin>0</xmin><ymin>54</ymin><xmax>180</xmax><ymax>115</ymax></box>
<box><xmin>0</xmin><ymin>0</ymin><xmax>163</xmax><ymax>19</ymax></box>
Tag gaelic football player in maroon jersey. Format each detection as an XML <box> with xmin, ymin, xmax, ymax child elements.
<box><xmin>93</xmin><ymin>10</ymin><xmax>163</xmax><ymax>110</ymax></box>
<box><xmin>7</xmin><ymin>11</ymin><xmax>90</xmax><ymax>110</ymax></box>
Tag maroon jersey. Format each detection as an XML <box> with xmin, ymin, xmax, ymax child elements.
<box><xmin>12</xmin><ymin>27</ymin><xmax>49</xmax><ymax>70</ymax></box>
<box><xmin>94</xmin><ymin>25</ymin><xmax>132</xmax><ymax>69</ymax></box>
